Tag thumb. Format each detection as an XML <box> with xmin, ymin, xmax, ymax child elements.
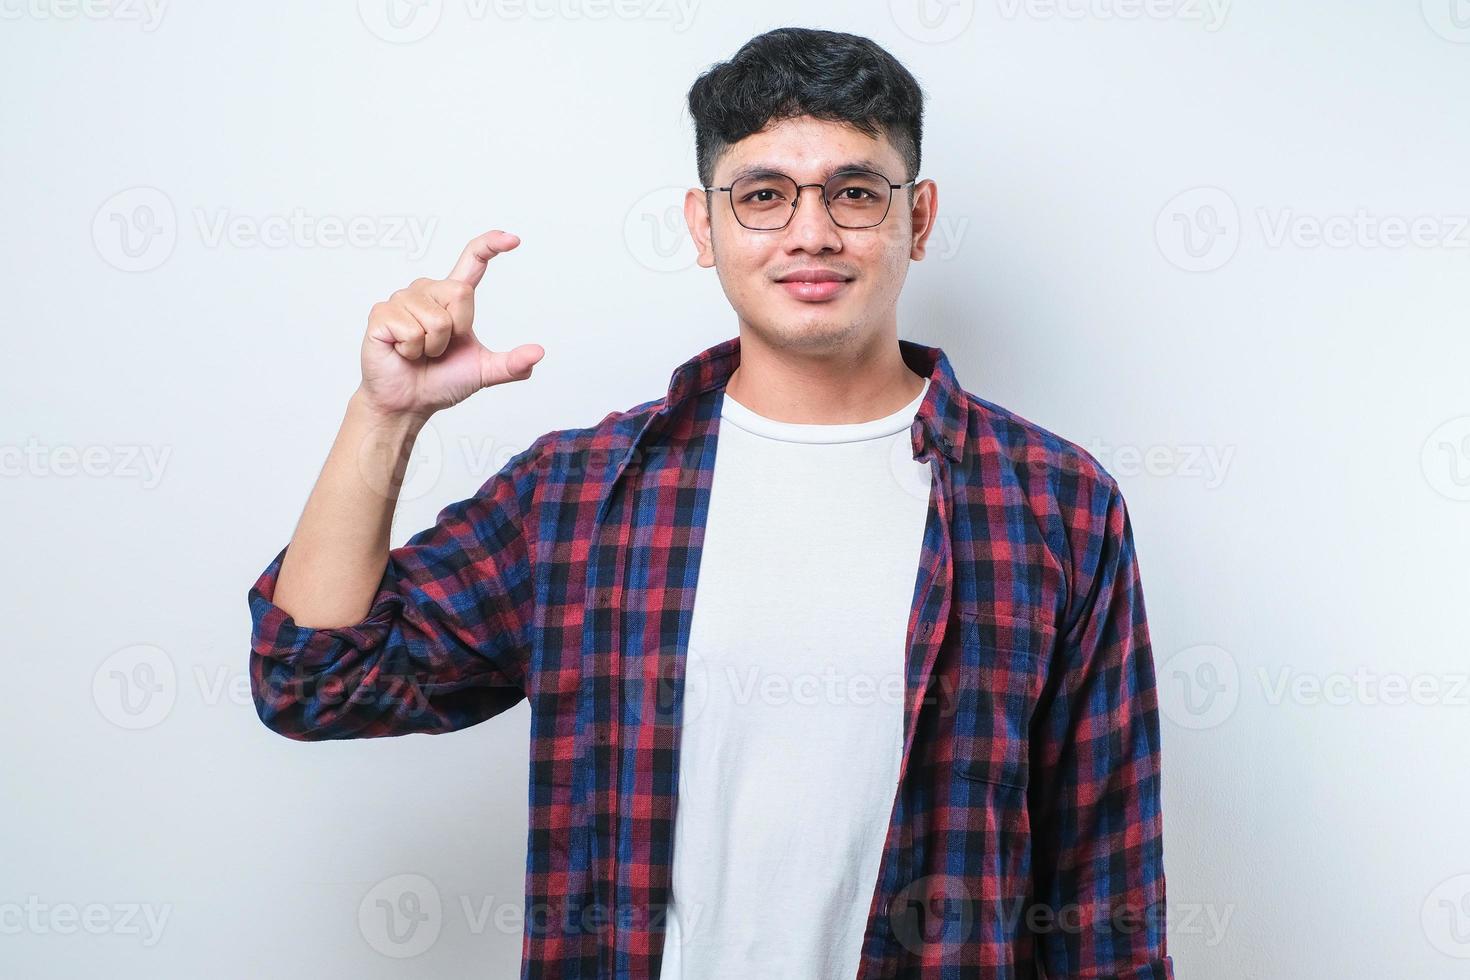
<box><xmin>479</xmin><ymin>342</ymin><xmax>545</xmax><ymax>388</ymax></box>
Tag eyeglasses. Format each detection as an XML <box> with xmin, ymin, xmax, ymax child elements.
<box><xmin>703</xmin><ymin>169</ymin><xmax>917</xmax><ymax>231</ymax></box>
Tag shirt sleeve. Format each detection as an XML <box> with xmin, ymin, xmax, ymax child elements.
<box><xmin>1028</xmin><ymin>476</ymin><xmax>1174</xmax><ymax>978</ymax></box>
<box><xmin>247</xmin><ymin>436</ymin><xmax>549</xmax><ymax>741</ymax></box>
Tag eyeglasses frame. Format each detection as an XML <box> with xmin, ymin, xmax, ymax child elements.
<box><xmin>702</xmin><ymin>169</ymin><xmax>919</xmax><ymax>231</ymax></box>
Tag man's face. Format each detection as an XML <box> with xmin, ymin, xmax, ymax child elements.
<box><xmin>685</xmin><ymin>115</ymin><xmax>938</xmax><ymax>354</ymax></box>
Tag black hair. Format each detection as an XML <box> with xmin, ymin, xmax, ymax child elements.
<box><xmin>686</xmin><ymin>27</ymin><xmax>926</xmax><ymax>192</ymax></box>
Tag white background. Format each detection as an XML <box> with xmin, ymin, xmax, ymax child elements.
<box><xmin>3</xmin><ymin>2</ymin><xmax>1468</xmax><ymax>977</ymax></box>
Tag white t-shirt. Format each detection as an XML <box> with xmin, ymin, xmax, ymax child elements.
<box><xmin>658</xmin><ymin>377</ymin><xmax>933</xmax><ymax>980</ymax></box>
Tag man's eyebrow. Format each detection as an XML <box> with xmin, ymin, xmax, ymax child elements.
<box><xmin>721</xmin><ymin>159</ymin><xmax>894</xmax><ymax>183</ymax></box>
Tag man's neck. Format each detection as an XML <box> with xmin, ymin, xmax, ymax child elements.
<box><xmin>723</xmin><ymin>328</ymin><xmax>927</xmax><ymax>425</ymax></box>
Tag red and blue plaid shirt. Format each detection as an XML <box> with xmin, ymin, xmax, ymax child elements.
<box><xmin>249</xmin><ymin>335</ymin><xmax>1174</xmax><ymax>979</ymax></box>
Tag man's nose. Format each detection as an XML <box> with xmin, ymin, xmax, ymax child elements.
<box><xmin>783</xmin><ymin>184</ymin><xmax>843</xmax><ymax>248</ymax></box>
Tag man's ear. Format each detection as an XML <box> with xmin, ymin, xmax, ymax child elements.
<box><xmin>908</xmin><ymin>179</ymin><xmax>939</xmax><ymax>262</ymax></box>
<box><xmin>686</xmin><ymin>188</ymin><xmax>716</xmax><ymax>268</ymax></box>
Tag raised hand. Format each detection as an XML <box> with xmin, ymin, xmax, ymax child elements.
<box><xmin>357</xmin><ymin>230</ymin><xmax>545</xmax><ymax>417</ymax></box>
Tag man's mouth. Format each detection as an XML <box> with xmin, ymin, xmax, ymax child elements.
<box><xmin>775</xmin><ymin>269</ymin><xmax>852</xmax><ymax>302</ymax></box>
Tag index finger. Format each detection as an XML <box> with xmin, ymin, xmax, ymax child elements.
<box><xmin>447</xmin><ymin>230</ymin><xmax>521</xmax><ymax>288</ymax></box>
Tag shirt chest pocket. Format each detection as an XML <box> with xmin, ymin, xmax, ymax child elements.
<box><xmin>951</xmin><ymin>612</ymin><xmax>1055</xmax><ymax>791</ymax></box>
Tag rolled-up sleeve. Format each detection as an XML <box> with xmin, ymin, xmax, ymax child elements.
<box><xmin>1029</xmin><ymin>476</ymin><xmax>1173</xmax><ymax>978</ymax></box>
<box><xmin>247</xmin><ymin>437</ymin><xmax>549</xmax><ymax>741</ymax></box>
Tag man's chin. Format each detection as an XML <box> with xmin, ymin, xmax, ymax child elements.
<box><xmin>744</xmin><ymin>315</ymin><xmax>861</xmax><ymax>351</ymax></box>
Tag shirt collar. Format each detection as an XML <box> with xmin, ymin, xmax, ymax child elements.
<box><xmin>639</xmin><ymin>334</ymin><xmax>968</xmax><ymax>464</ymax></box>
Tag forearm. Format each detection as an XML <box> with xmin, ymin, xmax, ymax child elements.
<box><xmin>1031</xmin><ymin>478</ymin><xmax>1172</xmax><ymax>975</ymax></box>
<box><xmin>272</xmin><ymin>388</ymin><xmax>430</xmax><ymax>628</ymax></box>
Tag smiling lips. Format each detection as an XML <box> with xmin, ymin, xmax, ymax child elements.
<box><xmin>776</xmin><ymin>268</ymin><xmax>852</xmax><ymax>301</ymax></box>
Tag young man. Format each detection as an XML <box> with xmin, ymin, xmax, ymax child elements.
<box><xmin>248</xmin><ymin>27</ymin><xmax>1173</xmax><ymax>980</ymax></box>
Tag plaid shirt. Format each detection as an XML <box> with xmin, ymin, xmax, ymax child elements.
<box><xmin>249</xmin><ymin>335</ymin><xmax>1174</xmax><ymax>980</ymax></box>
